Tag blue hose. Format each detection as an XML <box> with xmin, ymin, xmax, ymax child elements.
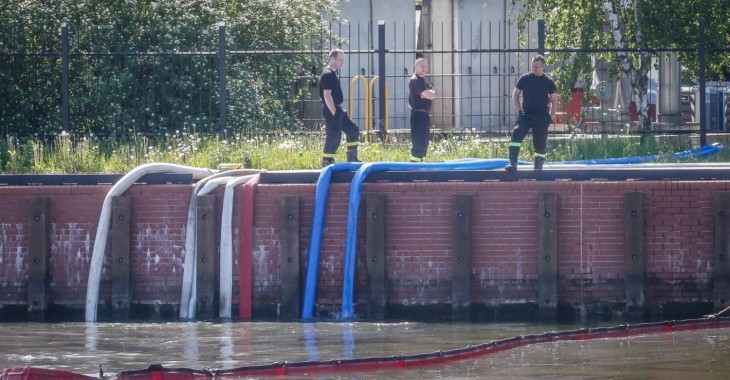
<box><xmin>341</xmin><ymin>159</ymin><xmax>509</xmax><ymax>319</ymax></box>
<box><xmin>554</xmin><ymin>143</ymin><xmax>722</xmax><ymax>165</ymax></box>
<box><xmin>302</xmin><ymin>162</ymin><xmax>363</xmax><ymax>319</ymax></box>
<box><xmin>303</xmin><ymin>143</ymin><xmax>725</xmax><ymax>320</ymax></box>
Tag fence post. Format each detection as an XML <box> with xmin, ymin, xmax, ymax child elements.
<box><xmin>698</xmin><ymin>17</ymin><xmax>707</xmax><ymax>146</ymax></box>
<box><xmin>218</xmin><ymin>21</ymin><xmax>227</xmax><ymax>136</ymax></box>
<box><xmin>377</xmin><ymin>20</ymin><xmax>386</xmax><ymax>141</ymax></box>
<box><xmin>61</xmin><ymin>22</ymin><xmax>69</xmax><ymax>132</ymax></box>
<box><xmin>537</xmin><ymin>19</ymin><xmax>545</xmax><ymax>56</ymax></box>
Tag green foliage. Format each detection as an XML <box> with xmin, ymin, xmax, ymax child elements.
<box><xmin>511</xmin><ymin>0</ymin><xmax>730</xmax><ymax>88</ymax></box>
<box><xmin>512</xmin><ymin>0</ymin><xmax>730</xmax><ymax>133</ymax></box>
<box><xmin>0</xmin><ymin>0</ymin><xmax>340</xmax><ymax>138</ymax></box>
<box><xmin>641</xmin><ymin>1</ymin><xmax>730</xmax><ymax>81</ymax></box>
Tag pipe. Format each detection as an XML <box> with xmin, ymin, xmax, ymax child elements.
<box><xmin>338</xmin><ymin>144</ymin><xmax>724</xmax><ymax>318</ymax></box>
<box><xmin>554</xmin><ymin>143</ymin><xmax>722</xmax><ymax>165</ymax></box>
<box><xmin>301</xmin><ymin>145</ymin><xmax>725</xmax><ymax>320</ymax></box>
<box><xmin>179</xmin><ymin>174</ymin><xmax>232</xmax><ymax>320</ymax></box>
<box><xmin>239</xmin><ymin>174</ymin><xmax>262</xmax><ymax>320</ymax></box>
<box><xmin>85</xmin><ymin>163</ymin><xmax>216</xmax><ymax>322</ymax></box>
<box><xmin>219</xmin><ymin>172</ymin><xmax>263</xmax><ymax>320</ymax></box>
<box><xmin>180</xmin><ymin>169</ymin><xmax>262</xmax><ymax>320</ymax></box>
<box><xmin>301</xmin><ymin>162</ymin><xmax>363</xmax><ymax>319</ymax></box>
<box><xmin>340</xmin><ymin>159</ymin><xmax>508</xmax><ymax>318</ymax></box>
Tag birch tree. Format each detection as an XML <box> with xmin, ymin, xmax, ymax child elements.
<box><xmin>513</xmin><ymin>0</ymin><xmax>730</xmax><ymax>132</ymax></box>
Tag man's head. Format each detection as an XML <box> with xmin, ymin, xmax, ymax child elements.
<box><xmin>328</xmin><ymin>49</ymin><xmax>345</xmax><ymax>70</ymax></box>
<box><xmin>531</xmin><ymin>55</ymin><xmax>547</xmax><ymax>76</ymax></box>
<box><xmin>414</xmin><ymin>57</ymin><xmax>429</xmax><ymax>76</ymax></box>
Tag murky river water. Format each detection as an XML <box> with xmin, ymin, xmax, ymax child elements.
<box><xmin>0</xmin><ymin>321</ymin><xmax>728</xmax><ymax>379</ymax></box>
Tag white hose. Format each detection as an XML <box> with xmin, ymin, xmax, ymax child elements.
<box><xmin>179</xmin><ymin>169</ymin><xmax>263</xmax><ymax>320</ymax></box>
<box><xmin>219</xmin><ymin>174</ymin><xmax>259</xmax><ymax>319</ymax></box>
<box><xmin>179</xmin><ymin>175</ymin><xmax>234</xmax><ymax>319</ymax></box>
<box><xmin>85</xmin><ymin>163</ymin><xmax>217</xmax><ymax>322</ymax></box>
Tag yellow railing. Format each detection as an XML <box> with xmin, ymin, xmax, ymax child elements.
<box><xmin>349</xmin><ymin>75</ymin><xmax>389</xmax><ymax>142</ymax></box>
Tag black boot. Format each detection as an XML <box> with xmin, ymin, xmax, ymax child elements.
<box><xmin>534</xmin><ymin>156</ymin><xmax>545</xmax><ymax>171</ymax></box>
<box><xmin>504</xmin><ymin>146</ymin><xmax>520</xmax><ymax>171</ymax></box>
<box><xmin>346</xmin><ymin>147</ymin><xmax>361</xmax><ymax>162</ymax></box>
<box><xmin>321</xmin><ymin>157</ymin><xmax>334</xmax><ymax>168</ymax></box>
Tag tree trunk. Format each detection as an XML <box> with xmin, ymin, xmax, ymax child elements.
<box><xmin>603</xmin><ymin>0</ymin><xmax>653</xmax><ymax>133</ymax></box>
<box><xmin>631</xmin><ymin>72</ymin><xmax>651</xmax><ymax>132</ymax></box>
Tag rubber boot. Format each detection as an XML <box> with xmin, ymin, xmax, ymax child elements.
<box><xmin>346</xmin><ymin>147</ymin><xmax>361</xmax><ymax>162</ymax></box>
<box><xmin>534</xmin><ymin>156</ymin><xmax>545</xmax><ymax>171</ymax></box>
<box><xmin>504</xmin><ymin>146</ymin><xmax>520</xmax><ymax>171</ymax></box>
<box><xmin>321</xmin><ymin>157</ymin><xmax>334</xmax><ymax>168</ymax></box>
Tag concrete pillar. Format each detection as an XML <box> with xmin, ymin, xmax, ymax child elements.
<box><xmin>658</xmin><ymin>52</ymin><xmax>684</xmax><ymax>125</ymax></box>
<box><xmin>423</xmin><ymin>0</ymin><xmax>455</xmax><ymax>129</ymax></box>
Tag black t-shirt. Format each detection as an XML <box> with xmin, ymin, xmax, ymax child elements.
<box><xmin>515</xmin><ymin>73</ymin><xmax>557</xmax><ymax>115</ymax></box>
<box><xmin>319</xmin><ymin>69</ymin><xmax>343</xmax><ymax>105</ymax></box>
<box><xmin>408</xmin><ymin>74</ymin><xmax>432</xmax><ymax>111</ymax></box>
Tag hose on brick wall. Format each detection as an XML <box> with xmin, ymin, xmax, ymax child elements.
<box><xmin>219</xmin><ymin>172</ymin><xmax>264</xmax><ymax>320</ymax></box>
<box><xmin>84</xmin><ymin>164</ymin><xmax>262</xmax><ymax>322</ymax></box>
<box><xmin>86</xmin><ymin>163</ymin><xmax>217</xmax><ymax>322</ymax></box>
<box><xmin>180</xmin><ymin>169</ymin><xmax>263</xmax><ymax>320</ymax></box>
<box><xmin>299</xmin><ymin>144</ymin><xmax>725</xmax><ymax>320</ymax></box>
<box><xmin>301</xmin><ymin>162</ymin><xmax>364</xmax><ymax>319</ymax></box>
<box><xmin>340</xmin><ymin>159</ymin><xmax>509</xmax><ymax>319</ymax></box>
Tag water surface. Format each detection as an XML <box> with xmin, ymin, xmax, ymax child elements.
<box><xmin>1</xmin><ymin>322</ymin><xmax>727</xmax><ymax>379</ymax></box>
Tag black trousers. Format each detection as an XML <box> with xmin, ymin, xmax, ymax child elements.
<box><xmin>410</xmin><ymin>110</ymin><xmax>430</xmax><ymax>160</ymax></box>
<box><xmin>509</xmin><ymin>112</ymin><xmax>551</xmax><ymax>154</ymax></box>
<box><xmin>322</xmin><ymin>105</ymin><xmax>360</xmax><ymax>155</ymax></box>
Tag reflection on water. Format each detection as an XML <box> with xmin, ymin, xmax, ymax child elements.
<box><xmin>0</xmin><ymin>321</ymin><xmax>728</xmax><ymax>379</ymax></box>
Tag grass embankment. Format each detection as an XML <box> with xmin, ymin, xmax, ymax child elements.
<box><xmin>0</xmin><ymin>131</ymin><xmax>726</xmax><ymax>173</ymax></box>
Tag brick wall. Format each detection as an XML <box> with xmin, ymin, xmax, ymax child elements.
<box><xmin>1</xmin><ymin>179</ymin><xmax>728</xmax><ymax>321</ymax></box>
<box><xmin>252</xmin><ymin>180</ymin><xmax>729</xmax><ymax>320</ymax></box>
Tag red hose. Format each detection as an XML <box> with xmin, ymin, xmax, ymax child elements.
<box><xmin>238</xmin><ymin>174</ymin><xmax>260</xmax><ymax>320</ymax></box>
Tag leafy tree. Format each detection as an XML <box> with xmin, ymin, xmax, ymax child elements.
<box><xmin>0</xmin><ymin>0</ymin><xmax>340</xmax><ymax>138</ymax></box>
<box><xmin>512</xmin><ymin>0</ymin><xmax>730</xmax><ymax>132</ymax></box>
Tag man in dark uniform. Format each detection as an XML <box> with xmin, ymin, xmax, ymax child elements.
<box><xmin>504</xmin><ymin>55</ymin><xmax>558</xmax><ymax>171</ymax></box>
<box><xmin>408</xmin><ymin>57</ymin><xmax>436</xmax><ymax>162</ymax></box>
<box><xmin>319</xmin><ymin>48</ymin><xmax>360</xmax><ymax>167</ymax></box>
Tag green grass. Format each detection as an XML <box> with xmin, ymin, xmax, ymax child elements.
<box><xmin>0</xmin><ymin>131</ymin><xmax>727</xmax><ymax>174</ymax></box>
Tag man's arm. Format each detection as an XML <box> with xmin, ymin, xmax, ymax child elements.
<box><xmin>512</xmin><ymin>87</ymin><xmax>522</xmax><ymax>114</ymax></box>
<box><xmin>420</xmin><ymin>88</ymin><xmax>436</xmax><ymax>100</ymax></box>
<box><xmin>549</xmin><ymin>92</ymin><xmax>559</xmax><ymax>120</ymax></box>
<box><xmin>323</xmin><ymin>89</ymin><xmax>336</xmax><ymax>115</ymax></box>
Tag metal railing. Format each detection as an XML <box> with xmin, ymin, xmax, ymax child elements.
<box><xmin>1</xmin><ymin>19</ymin><xmax>729</xmax><ymax>144</ymax></box>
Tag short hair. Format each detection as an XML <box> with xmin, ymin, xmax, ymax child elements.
<box><xmin>329</xmin><ymin>48</ymin><xmax>344</xmax><ymax>60</ymax></box>
<box><xmin>532</xmin><ymin>55</ymin><xmax>547</xmax><ymax>65</ymax></box>
<box><xmin>414</xmin><ymin>57</ymin><xmax>428</xmax><ymax>68</ymax></box>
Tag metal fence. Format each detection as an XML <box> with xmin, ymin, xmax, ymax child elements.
<box><xmin>1</xmin><ymin>19</ymin><xmax>729</xmax><ymax>142</ymax></box>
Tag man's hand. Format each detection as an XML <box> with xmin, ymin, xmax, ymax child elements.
<box><xmin>323</xmin><ymin>89</ymin><xmax>336</xmax><ymax>115</ymax></box>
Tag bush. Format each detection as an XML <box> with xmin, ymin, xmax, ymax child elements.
<box><xmin>0</xmin><ymin>0</ymin><xmax>340</xmax><ymax>138</ymax></box>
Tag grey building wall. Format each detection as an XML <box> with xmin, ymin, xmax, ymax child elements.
<box><xmin>336</xmin><ymin>0</ymin><xmax>416</xmax><ymax>133</ymax></box>
<box><xmin>454</xmin><ymin>0</ymin><xmax>538</xmax><ymax>133</ymax></box>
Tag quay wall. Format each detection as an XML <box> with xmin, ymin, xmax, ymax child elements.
<box><xmin>0</xmin><ymin>179</ymin><xmax>728</xmax><ymax>322</ymax></box>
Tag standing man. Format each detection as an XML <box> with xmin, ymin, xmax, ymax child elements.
<box><xmin>504</xmin><ymin>55</ymin><xmax>558</xmax><ymax>171</ymax></box>
<box><xmin>408</xmin><ymin>57</ymin><xmax>436</xmax><ymax>162</ymax></box>
<box><xmin>319</xmin><ymin>48</ymin><xmax>360</xmax><ymax>167</ymax></box>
